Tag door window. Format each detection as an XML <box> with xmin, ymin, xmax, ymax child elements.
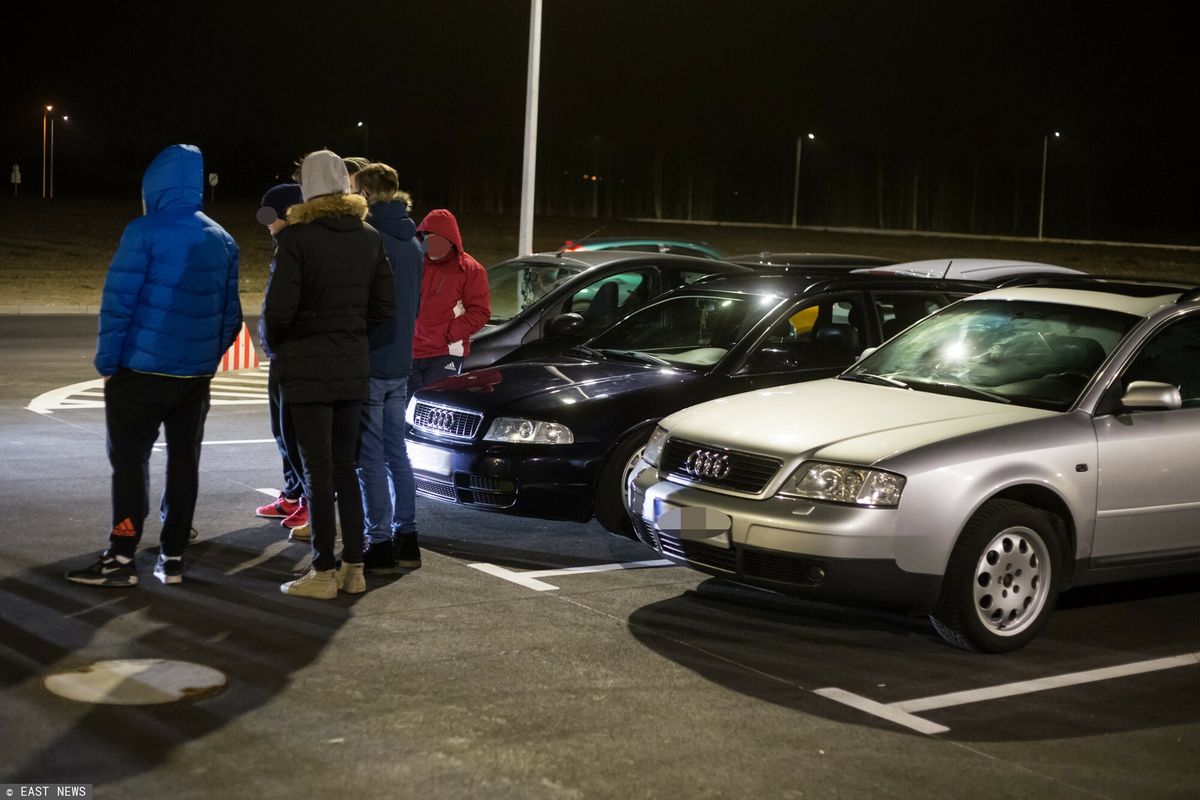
<box><xmin>1121</xmin><ymin>315</ymin><xmax>1200</xmax><ymax>407</ymax></box>
<box><xmin>565</xmin><ymin>270</ymin><xmax>658</xmax><ymax>335</ymax></box>
<box><xmin>740</xmin><ymin>296</ymin><xmax>866</xmax><ymax>374</ymax></box>
<box><xmin>875</xmin><ymin>292</ymin><xmax>955</xmax><ymax>340</ymax></box>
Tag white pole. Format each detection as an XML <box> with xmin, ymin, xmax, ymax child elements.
<box><xmin>517</xmin><ymin>0</ymin><xmax>543</xmax><ymax>256</ymax></box>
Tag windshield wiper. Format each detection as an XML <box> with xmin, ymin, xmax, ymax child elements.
<box><xmin>839</xmin><ymin>372</ymin><xmax>909</xmax><ymax>389</ymax></box>
<box><xmin>599</xmin><ymin>349</ymin><xmax>672</xmax><ymax>366</ymax></box>
<box><xmin>907</xmin><ymin>380</ymin><xmax>1012</xmax><ymax>404</ymax></box>
<box><xmin>567</xmin><ymin>344</ymin><xmax>602</xmax><ymax>359</ymax></box>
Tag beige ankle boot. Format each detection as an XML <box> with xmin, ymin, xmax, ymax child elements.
<box><xmin>336</xmin><ymin>561</ymin><xmax>366</xmax><ymax>594</ymax></box>
<box><xmin>280</xmin><ymin>568</ymin><xmax>336</xmax><ymax>599</ymax></box>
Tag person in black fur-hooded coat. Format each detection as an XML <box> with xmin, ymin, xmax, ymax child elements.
<box><xmin>263</xmin><ymin>149</ymin><xmax>394</xmax><ymax>599</ymax></box>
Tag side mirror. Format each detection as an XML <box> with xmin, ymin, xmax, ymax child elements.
<box><xmin>546</xmin><ymin>313</ymin><xmax>584</xmax><ymax>337</ymax></box>
<box><xmin>1121</xmin><ymin>380</ymin><xmax>1182</xmax><ymax>411</ymax></box>
<box><xmin>855</xmin><ymin>346</ymin><xmax>877</xmax><ymax>362</ymax></box>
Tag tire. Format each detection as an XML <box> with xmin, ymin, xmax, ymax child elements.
<box><xmin>930</xmin><ymin>499</ymin><xmax>1064</xmax><ymax>653</ymax></box>
<box><xmin>594</xmin><ymin>430</ymin><xmax>653</xmax><ymax>537</ymax></box>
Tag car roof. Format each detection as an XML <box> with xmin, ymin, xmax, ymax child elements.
<box><xmin>967</xmin><ymin>281</ymin><xmax>1190</xmax><ymax>317</ymax></box>
<box><xmin>494</xmin><ymin>249</ymin><xmax>743</xmax><ymax>271</ymax></box>
<box><xmin>729</xmin><ymin>252</ymin><xmax>896</xmax><ymax>268</ymax></box>
<box><xmin>568</xmin><ymin>236</ymin><xmax>716</xmax><ymax>247</ymax></box>
<box><xmin>674</xmin><ymin>270</ymin><xmax>992</xmax><ymax>297</ymax></box>
<box><xmin>855</xmin><ymin>258</ymin><xmax>1084</xmax><ymax>280</ymax></box>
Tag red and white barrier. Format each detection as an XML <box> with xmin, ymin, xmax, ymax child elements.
<box><xmin>218</xmin><ymin>322</ymin><xmax>260</xmax><ymax>372</ymax></box>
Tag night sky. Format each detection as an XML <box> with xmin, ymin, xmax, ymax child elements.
<box><xmin>4</xmin><ymin>2</ymin><xmax>1196</xmax><ymax>242</ymax></box>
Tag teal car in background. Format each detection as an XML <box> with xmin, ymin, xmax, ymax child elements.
<box><xmin>561</xmin><ymin>236</ymin><xmax>724</xmax><ymax>260</ymax></box>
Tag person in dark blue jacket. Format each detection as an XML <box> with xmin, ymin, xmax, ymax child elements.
<box><xmin>66</xmin><ymin>144</ymin><xmax>242</xmax><ymax>588</ymax></box>
<box><xmin>352</xmin><ymin>163</ymin><xmax>424</xmax><ymax>572</ymax></box>
<box><xmin>252</xmin><ymin>183</ymin><xmax>310</xmax><ymax>535</ymax></box>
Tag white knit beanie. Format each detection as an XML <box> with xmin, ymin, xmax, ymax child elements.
<box><xmin>299</xmin><ymin>150</ymin><xmax>350</xmax><ymax>201</ymax></box>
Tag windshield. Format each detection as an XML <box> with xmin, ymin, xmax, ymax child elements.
<box><xmin>843</xmin><ymin>299</ymin><xmax>1137</xmax><ymax>410</ymax></box>
<box><xmin>587</xmin><ymin>293</ymin><xmax>779</xmax><ymax>368</ymax></box>
<box><xmin>487</xmin><ymin>261</ymin><xmax>583</xmax><ymax>323</ymax></box>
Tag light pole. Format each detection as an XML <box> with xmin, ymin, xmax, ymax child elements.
<box><xmin>791</xmin><ymin>132</ymin><xmax>815</xmax><ymax>227</ymax></box>
<box><xmin>1037</xmin><ymin>131</ymin><xmax>1060</xmax><ymax>240</ymax></box>
<box><xmin>42</xmin><ymin>105</ymin><xmax>53</xmax><ymax>199</ymax></box>
<box><xmin>357</xmin><ymin>121</ymin><xmax>368</xmax><ymax>158</ymax></box>
<box><xmin>517</xmin><ymin>0</ymin><xmax>544</xmax><ymax>256</ymax></box>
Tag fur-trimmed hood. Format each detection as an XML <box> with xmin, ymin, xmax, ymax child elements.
<box><xmin>287</xmin><ymin>193</ymin><xmax>369</xmax><ymax>226</ymax></box>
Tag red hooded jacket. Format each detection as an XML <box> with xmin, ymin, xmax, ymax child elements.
<box><xmin>413</xmin><ymin>209</ymin><xmax>491</xmax><ymax>359</ymax></box>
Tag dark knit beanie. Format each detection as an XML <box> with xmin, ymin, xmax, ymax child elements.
<box><xmin>256</xmin><ymin>183</ymin><xmax>304</xmax><ymax>225</ymax></box>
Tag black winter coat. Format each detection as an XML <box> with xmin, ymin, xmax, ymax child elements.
<box><xmin>263</xmin><ymin>193</ymin><xmax>395</xmax><ymax>403</ymax></box>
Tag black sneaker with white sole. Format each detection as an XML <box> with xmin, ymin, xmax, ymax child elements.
<box><xmin>153</xmin><ymin>555</ymin><xmax>184</xmax><ymax>585</ymax></box>
<box><xmin>65</xmin><ymin>551</ymin><xmax>138</xmax><ymax>587</ymax></box>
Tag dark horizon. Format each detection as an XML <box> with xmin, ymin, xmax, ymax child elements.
<box><xmin>5</xmin><ymin>1</ymin><xmax>1197</xmax><ymax>244</ymax></box>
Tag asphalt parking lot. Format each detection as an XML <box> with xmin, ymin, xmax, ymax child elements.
<box><xmin>1</xmin><ymin>315</ymin><xmax>1198</xmax><ymax>799</ymax></box>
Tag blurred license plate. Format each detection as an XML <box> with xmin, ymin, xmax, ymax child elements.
<box><xmin>408</xmin><ymin>441</ymin><xmax>452</xmax><ymax>477</ymax></box>
<box><xmin>654</xmin><ymin>502</ymin><xmax>731</xmax><ymax>548</ymax></box>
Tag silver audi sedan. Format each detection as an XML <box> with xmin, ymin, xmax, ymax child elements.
<box><xmin>626</xmin><ymin>280</ymin><xmax>1200</xmax><ymax>652</ymax></box>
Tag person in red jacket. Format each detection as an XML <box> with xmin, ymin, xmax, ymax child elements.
<box><xmin>410</xmin><ymin>209</ymin><xmax>490</xmax><ymax>393</ymax></box>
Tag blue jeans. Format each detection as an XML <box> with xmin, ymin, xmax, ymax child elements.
<box><xmin>357</xmin><ymin>376</ymin><xmax>416</xmax><ymax>544</ymax></box>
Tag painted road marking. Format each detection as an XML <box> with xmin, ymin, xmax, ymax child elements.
<box><xmin>469</xmin><ymin>559</ymin><xmax>676</xmax><ymax>591</ymax></box>
<box><xmin>28</xmin><ymin>369</ymin><xmax>269</xmax><ymax>414</ymax></box>
<box><xmin>817</xmin><ymin>650</ymin><xmax>1200</xmax><ymax>735</ymax></box>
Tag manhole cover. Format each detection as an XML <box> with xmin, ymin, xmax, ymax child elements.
<box><xmin>42</xmin><ymin>659</ymin><xmax>226</xmax><ymax>705</ymax></box>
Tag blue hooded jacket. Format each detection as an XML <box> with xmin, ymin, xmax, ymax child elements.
<box><xmin>94</xmin><ymin>144</ymin><xmax>242</xmax><ymax>377</ymax></box>
<box><xmin>366</xmin><ymin>200</ymin><xmax>423</xmax><ymax>377</ymax></box>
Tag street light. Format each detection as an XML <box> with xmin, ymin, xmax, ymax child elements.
<box><xmin>791</xmin><ymin>132</ymin><xmax>815</xmax><ymax>227</ymax></box>
<box><xmin>1037</xmin><ymin>131</ymin><xmax>1061</xmax><ymax>240</ymax></box>
<box><xmin>42</xmin><ymin>105</ymin><xmax>53</xmax><ymax>199</ymax></box>
<box><xmin>357</xmin><ymin>121</ymin><xmax>368</xmax><ymax>158</ymax></box>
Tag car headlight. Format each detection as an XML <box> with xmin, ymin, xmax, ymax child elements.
<box><xmin>641</xmin><ymin>426</ymin><xmax>669</xmax><ymax>466</ymax></box>
<box><xmin>405</xmin><ymin>395</ymin><xmax>417</xmax><ymax>426</ymax></box>
<box><xmin>778</xmin><ymin>461</ymin><xmax>905</xmax><ymax>507</ymax></box>
<box><xmin>483</xmin><ymin>417</ymin><xmax>574</xmax><ymax>444</ymax></box>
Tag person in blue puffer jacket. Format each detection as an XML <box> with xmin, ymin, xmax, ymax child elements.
<box><xmin>66</xmin><ymin>144</ymin><xmax>242</xmax><ymax>589</ymax></box>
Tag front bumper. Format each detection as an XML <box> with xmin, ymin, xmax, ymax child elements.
<box><xmin>407</xmin><ymin>433</ymin><xmax>608</xmax><ymax>522</ymax></box>
<box><xmin>627</xmin><ymin>459</ymin><xmax>942</xmax><ymax>612</ymax></box>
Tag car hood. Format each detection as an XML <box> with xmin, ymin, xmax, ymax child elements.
<box><xmin>416</xmin><ymin>357</ymin><xmax>699</xmax><ymax>416</ymax></box>
<box><xmin>661</xmin><ymin>378</ymin><xmax>1055</xmax><ymax>466</ymax></box>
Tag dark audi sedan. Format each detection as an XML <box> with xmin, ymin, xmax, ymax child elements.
<box><xmin>464</xmin><ymin>250</ymin><xmax>747</xmax><ymax>370</ymax></box>
<box><xmin>407</xmin><ymin>272</ymin><xmax>990</xmax><ymax>534</ymax></box>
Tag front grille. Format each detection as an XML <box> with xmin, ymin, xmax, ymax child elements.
<box><xmin>654</xmin><ymin>528</ymin><xmax>737</xmax><ymax>573</ymax></box>
<box><xmin>642</xmin><ymin>519</ymin><xmax>824</xmax><ymax>586</ymax></box>
<box><xmin>415</xmin><ymin>476</ymin><xmax>456</xmax><ymax>500</ymax></box>
<box><xmin>412</xmin><ymin>402</ymin><xmax>483</xmax><ymax>439</ymax></box>
<box><xmin>415</xmin><ymin>474</ymin><xmax>516</xmax><ymax>508</ymax></box>
<box><xmin>741</xmin><ymin>548</ymin><xmax>823</xmax><ymax>585</ymax></box>
<box><xmin>631</xmin><ymin>516</ymin><xmax>658</xmax><ymax>548</ymax></box>
<box><xmin>660</xmin><ymin>437</ymin><xmax>783</xmax><ymax>494</ymax></box>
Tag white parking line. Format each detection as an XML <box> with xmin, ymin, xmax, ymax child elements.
<box><xmin>469</xmin><ymin>559</ymin><xmax>676</xmax><ymax>591</ymax></box>
<box><xmin>817</xmin><ymin>650</ymin><xmax>1200</xmax><ymax>735</ymax></box>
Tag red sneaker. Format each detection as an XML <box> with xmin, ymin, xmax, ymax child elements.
<box><xmin>256</xmin><ymin>494</ymin><xmax>300</xmax><ymax>519</ymax></box>
<box><xmin>281</xmin><ymin>497</ymin><xmax>309</xmax><ymax>529</ymax></box>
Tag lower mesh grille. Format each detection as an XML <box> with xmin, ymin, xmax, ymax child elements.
<box><xmin>654</xmin><ymin>528</ymin><xmax>737</xmax><ymax>573</ymax></box>
<box><xmin>415</xmin><ymin>477</ymin><xmax>456</xmax><ymax>500</ymax></box>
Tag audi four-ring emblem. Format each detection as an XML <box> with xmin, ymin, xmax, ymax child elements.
<box><xmin>423</xmin><ymin>408</ymin><xmax>457</xmax><ymax>432</ymax></box>
<box><xmin>684</xmin><ymin>449</ymin><xmax>731</xmax><ymax>480</ymax></box>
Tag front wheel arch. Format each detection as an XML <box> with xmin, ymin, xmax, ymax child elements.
<box><xmin>931</xmin><ymin>498</ymin><xmax>1066</xmax><ymax>653</ymax></box>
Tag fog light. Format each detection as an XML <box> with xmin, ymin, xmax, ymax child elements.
<box><xmin>805</xmin><ymin>565</ymin><xmax>826</xmax><ymax>584</ymax></box>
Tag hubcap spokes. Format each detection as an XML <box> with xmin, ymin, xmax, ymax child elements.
<box><xmin>972</xmin><ymin>525</ymin><xmax>1051</xmax><ymax>637</ymax></box>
